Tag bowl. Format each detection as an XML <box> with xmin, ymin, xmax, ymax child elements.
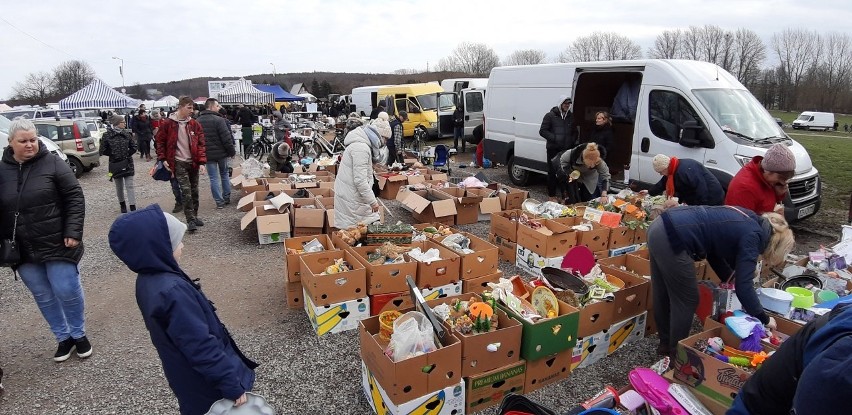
<box><xmin>541</xmin><ymin>267</ymin><xmax>590</xmax><ymax>296</ymax></box>
<box><xmin>785</xmin><ymin>287</ymin><xmax>815</xmax><ymax>309</ymax></box>
<box><xmin>817</xmin><ymin>290</ymin><xmax>839</xmax><ymax>303</ymax></box>
<box><xmin>378</xmin><ymin>310</ymin><xmax>402</xmax><ymax>342</ymax></box>
<box><xmin>757</xmin><ymin>287</ymin><xmax>794</xmax><ymax>314</ymax></box>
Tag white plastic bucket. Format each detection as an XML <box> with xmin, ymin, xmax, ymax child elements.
<box><xmin>758</xmin><ymin>287</ymin><xmax>794</xmax><ymax>315</ymax></box>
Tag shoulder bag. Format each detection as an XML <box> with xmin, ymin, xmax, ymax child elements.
<box><xmin>1</xmin><ymin>168</ymin><xmax>30</xmax><ymax>268</ymax></box>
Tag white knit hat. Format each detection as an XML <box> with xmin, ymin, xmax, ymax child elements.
<box><xmin>652</xmin><ymin>154</ymin><xmax>671</xmax><ymax>174</ymax></box>
<box><xmin>377</xmin><ymin>111</ymin><xmax>390</xmax><ymax>121</ymax></box>
<box><xmin>372</xmin><ymin>118</ymin><xmax>392</xmax><ymax>139</ymax></box>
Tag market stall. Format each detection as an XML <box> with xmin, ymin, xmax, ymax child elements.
<box><xmin>58</xmin><ymin>78</ymin><xmax>140</xmax><ymax>110</ymax></box>
<box><xmin>216</xmin><ymin>78</ymin><xmax>274</xmax><ymax>105</ymax></box>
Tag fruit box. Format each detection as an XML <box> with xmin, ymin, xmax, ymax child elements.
<box><xmin>462</xmin><ymin>271</ymin><xmax>503</xmax><ymax>296</ymax></box>
<box><xmin>571</xmin><ymin>330</ymin><xmax>610</xmax><ymax>370</ymax></box>
<box><xmin>348</xmin><ymin>245</ymin><xmax>418</xmax><ymax>295</ymax></box>
<box><xmin>597</xmin><ymin>265</ymin><xmax>651</xmax><ymax>321</ymax></box>
<box><xmin>490</xmin><ymin>209</ymin><xmax>523</xmax><ymax>242</ymax></box>
<box><xmin>283</xmin><ymin>235</ymin><xmax>336</xmax><ymax>283</ymax></box>
<box><xmin>300</xmin><ymin>250</ymin><xmax>367</xmax><ymax>306</ymax></box>
<box><xmin>437</xmin><ymin>231</ymin><xmax>499</xmax><ymax>280</ymax></box>
<box><xmin>362</xmin><ymin>359</ymin><xmax>465</xmax><ymax>415</ymax></box>
<box><xmin>465</xmin><ymin>359</ymin><xmax>526</xmax><ymax>412</ymax></box>
<box><xmin>497</xmin><ymin>287</ymin><xmax>580</xmax><ymax>361</ymax></box>
<box><xmin>406</xmin><ymin>240</ymin><xmax>461</xmax><ymax>288</ymax></box>
<box><xmin>303</xmin><ymin>289</ymin><xmax>370</xmax><ymax>336</ymax></box>
<box><xmin>516</xmin><ymin>219</ymin><xmax>577</xmax><ymax>258</ymax></box>
<box><xmin>524</xmin><ymin>349</ymin><xmax>572</xmax><ymax>393</ymax></box>
<box><xmin>396</xmin><ymin>188</ymin><xmax>457</xmax><ymax>226</ymax></box>
<box><xmin>606</xmin><ymin>311</ymin><xmax>646</xmax><ymax>355</ymax></box>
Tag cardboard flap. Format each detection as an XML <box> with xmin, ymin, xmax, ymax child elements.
<box><xmin>376</xmin><ymin>175</ymin><xmax>388</xmax><ymax>190</ymax></box>
<box><xmin>230</xmin><ymin>174</ymin><xmax>245</xmax><ymax>188</ymax></box>
<box><xmin>431</xmin><ymin>199</ymin><xmax>457</xmax><ymax>218</ymax></box>
<box><xmin>407</xmin><ymin>175</ymin><xmax>426</xmax><ymax>185</ymax></box>
<box><xmin>398</xmin><ymin>190</ymin><xmax>431</xmax><ymax>214</ymax></box>
<box><xmin>240</xmin><ymin>207</ymin><xmax>258</xmax><ymax>230</ymax></box>
<box><xmin>237</xmin><ymin>193</ymin><xmax>258</xmax><ymax>212</ymax></box>
<box><xmin>269</xmin><ymin>192</ymin><xmax>294</xmax><ymax>213</ymax></box>
<box><xmin>479</xmin><ymin>197</ymin><xmax>502</xmax><ymax>214</ymax></box>
<box><xmin>257</xmin><ymin>213</ymin><xmax>292</xmax><ymax>233</ymax></box>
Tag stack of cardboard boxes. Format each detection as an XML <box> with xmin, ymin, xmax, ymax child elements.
<box><xmin>300</xmin><ymin>248</ymin><xmax>370</xmax><ymax>336</ymax></box>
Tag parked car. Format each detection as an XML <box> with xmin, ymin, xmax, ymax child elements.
<box><xmin>80</xmin><ymin>117</ymin><xmax>106</xmax><ymax>141</ymax></box>
<box><xmin>0</xmin><ymin>115</ymin><xmax>69</xmax><ymax>163</ymax></box>
<box><xmin>31</xmin><ymin>118</ymin><xmax>99</xmax><ymax>177</ymax></box>
<box><xmin>0</xmin><ymin>107</ymin><xmax>60</xmax><ymax>120</ymax></box>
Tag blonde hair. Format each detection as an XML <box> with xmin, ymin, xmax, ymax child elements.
<box><xmin>761</xmin><ymin>212</ymin><xmax>795</xmax><ymax>268</ymax></box>
<box><xmin>582</xmin><ymin>143</ymin><xmax>601</xmax><ymax>168</ymax></box>
<box><xmin>595</xmin><ymin>111</ymin><xmax>612</xmax><ymax>127</ymax></box>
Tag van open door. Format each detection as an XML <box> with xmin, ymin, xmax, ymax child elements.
<box><xmin>434</xmin><ymin>92</ymin><xmax>458</xmax><ymax>139</ymax></box>
<box><xmin>461</xmin><ymin>88</ymin><xmax>485</xmax><ymax>137</ymax></box>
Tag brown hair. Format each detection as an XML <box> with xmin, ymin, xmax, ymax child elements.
<box><xmin>760</xmin><ymin>212</ymin><xmax>795</xmax><ymax>268</ymax></box>
<box><xmin>178</xmin><ymin>96</ymin><xmax>194</xmax><ymax>107</ymax></box>
<box><xmin>582</xmin><ymin>143</ymin><xmax>601</xmax><ymax>168</ymax></box>
<box><xmin>595</xmin><ymin>111</ymin><xmax>612</xmax><ymax>127</ymax></box>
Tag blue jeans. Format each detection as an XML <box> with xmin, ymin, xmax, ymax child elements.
<box><xmin>170</xmin><ymin>177</ymin><xmax>183</xmax><ymax>205</ymax></box>
<box><xmin>206</xmin><ymin>158</ymin><xmax>231</xmax><ymax>206</ymax></box>
<box><xmin>18</xmin><ymin>261</ymin><xmax>86</xmax><ymax>342</ymax></box>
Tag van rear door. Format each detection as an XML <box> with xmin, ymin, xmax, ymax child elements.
<box><xmin>462</xmin><ymin>89</ymin><xmax>485</xmax><ymax>137</ymax></box>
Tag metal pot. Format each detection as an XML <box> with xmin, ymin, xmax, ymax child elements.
<box><xmin>770</xmin><ymin>269</ymin><xmax>823</xmax><ymax>291</ymax></box>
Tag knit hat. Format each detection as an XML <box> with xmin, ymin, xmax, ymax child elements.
<box><xmin>110</xmin><ymin>114</ymin><xmax>125</xmax><ymax>126</ymax></box>
<box><xmin>372</xmin><ymin>118</ymin><xmax>392</xmax><ymax>139</ymax></box>
<box><xmin>761</xmin><ymin>143</ymin><xmax>796</xmax><ymax>172</ymax></box>
<box><xmin>277</xmin><ymin>142</ymin><xmax>291</xmax><ymax>157</ymax></box>
<box><xmin>377</xmin><ymin>111</ymin><xmax>389</xmax><ymax>121</ymax></box>
<box><xmin>162</xmin><ymin>212</ymin><xmax>186</xmax><ymax>252</ymax></box>
<box><xmin>652</xmin><ymin>154</ymin><xmax>671</xmax><ymax>174</ymax></box>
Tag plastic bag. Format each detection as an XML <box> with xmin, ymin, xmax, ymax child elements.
<box><xmin>389</xmin><ymin>312</ymin><xmax>438</xmax><ymax>362</ymax></box>
<box><xmin>240</xmin><ymin>158</ymin><xmax>264</xmax><ymax>179</ymax></box>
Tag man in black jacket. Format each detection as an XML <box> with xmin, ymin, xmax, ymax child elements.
<box><xmin>539</xmin><ymin>96</ymin><xmax>576</xmax><ymax>201</ymax></box>
<box><xmin>197</xmin><ymin>98</ymin><xmax>236</xmax><ymax>208</ymax></box>
<box><xmin>235</xmin><ymin>104</ymin><xmax>255</xmax><ymax>156</ymax></box>
<box><xmin>369</xmin><ymin>102</ymin><xmax>386</xmax><ymax>120</ymax></box>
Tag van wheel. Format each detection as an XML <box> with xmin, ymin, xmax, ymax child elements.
<box><xmin>68</xmin><ymin>158</ymin><xmax>84</xmax><ymax>178</ymax></box>
<box><xmin>508</xmin><ymin>154</ymin><xmax>529</xmax><ymax>186</ymax></box>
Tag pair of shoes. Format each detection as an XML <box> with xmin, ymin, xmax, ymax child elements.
<box><xmin>187</xmin><ymin>220</ymin><xmax>198</xmax><ymax>232</ymax></box>
<box><xmin>74</xmin><ymin>336</ymin><xmax>92</xmax><ymax>358</ymax></box>
<box><xmin>54</xmin><ymin>338</ymin><xmax>76</xmax><ymax>362</ymax></box>
<box><xmin>193</xmin><ymin>218</ymin><xmax>205</xmax><ymax>226</ymax></box>
<box><xmin>172</xmin><ymin>203</ymin><xmax>183</xmax><ymax>214</ymax></box>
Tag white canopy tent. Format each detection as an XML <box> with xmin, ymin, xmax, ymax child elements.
<box><xmin>58</xmin><ymin>78</ymin><xmax>140</xmax><ymax>109</ymax></box>
<box><xmin>297</xmin><ymin>92</ymin><xmax>317</xmax><ymax>103</ymax></box>
<box><xmin>153</xmin><ymin>95</ymin><xmax>179</xmax><ymax>108</ymax></box>
<box><xmin>216</xmin><ymin>79</ymin><xmax>274</xmax><ymax>105</ymax></box>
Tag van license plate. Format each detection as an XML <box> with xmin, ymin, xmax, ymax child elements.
<box><xmin>797</xmin><ymin>204</ymin><xmax>815</xmax><ymax>219</ymax></box>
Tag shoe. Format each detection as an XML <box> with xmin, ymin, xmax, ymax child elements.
<box><xmin>216</xmin><ymin>203</ymin><xmax>225</xmax><ymax>209</ymax></box>
<box><xmin>54</xmin><ymin>338</ymin><xmax>76</xmax><ymax>362</ymax></box>
<box><xmin>187</xmin><ymin>220</ymin><xmax>198</xmax><ymax>232</ymax></box>
<box><xmin>74</xmin><ymin>336</ymin><xmax>92</xmax><ymax>358</ymax></box>
<box><xmin>129</xmin><ymin>205</ymin><xmax>136</xmax><ymax>212</ymax></box>
<box><xmin>193</xmin><ymin>218</ymin><xmax>205</xmax><ymax>226</ymax></box>
<box><xmin>172</xmin><ymin>203</ymin><xmax>183</xmax><ymax>214</ymax></box>
<box><xmin>120</xmin><ymin>202</ymin><xmax>128</xmax><ymax>214</ymax></box>
<box><xmin>224</xmin><ymin>198</ymin><xmax>231</xmax><ymax>205</ymax></box>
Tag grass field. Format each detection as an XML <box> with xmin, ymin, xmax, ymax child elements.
<box><xmin>770</xmin><ymin>109</ymin><xmax>852</xmax><ymax>136</ymax></box>
<box><xmin>788</xmin><ymin>134</ymin><xmax>852</xmax><ymax>212</ymax></box>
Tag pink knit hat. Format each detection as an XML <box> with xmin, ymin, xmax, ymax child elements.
<box><xmin>761</xmin><ymin>143</ymin><xmax>796</xmax><ymax>173</ymax></box>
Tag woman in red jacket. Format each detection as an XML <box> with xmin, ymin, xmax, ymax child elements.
<box><xmin>725</xmin><ymin>143</ymin><xmax>795</xmax><ymax>215</ymax></box>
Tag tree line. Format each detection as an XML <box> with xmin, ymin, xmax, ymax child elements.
<box><xmin>9</xmin><ymin>60</ymin><xmax>97</xmax><ymax>105</ymax></box>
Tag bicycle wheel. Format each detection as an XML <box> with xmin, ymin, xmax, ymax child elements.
<box><xmin>248</xmin><ymin>142</ymin><xmax>264</xmax><ymax>159</ymax></box>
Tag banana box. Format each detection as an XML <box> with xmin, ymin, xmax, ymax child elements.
<box><xmin>462</xmin><ymin>271</ymin><xmax>503</xmax><ymax>295</ymax></box>
<box><xmin>515</xmin><ymin>245</ymin><xmax>563</xmax><ymax>278</ymax></box>
<box><xmin>465</xmin><ymin>359</ymin><xmax>525</xmax><ymax>412</ymax></box>
<box><xmin>421</xmin><ymin>281</ymin><xmax>462</xmax><ymax>301</ymax></box>
<box><xmin>361</xmin><ymin>360</ymin><xmax>466</xmax><ymax>415</ymax></box>
<box><xmin>524</xmin><ymin>349</ymin><xmax>572</xmax><ymax>394</ymax></box>
<box><xmin>606</xmin><ymin>311</ymin><xmax>646</xmax><ymax>356</ymax></box>
<box><xmin>304</xmin><ymin>289</ymin><xmax>370</xmax><ymax>336</ymax></box>
<box><xmin>571</xmin><ymin>330</ymin><xmax>610</xmax><ymax>370</ymax></box>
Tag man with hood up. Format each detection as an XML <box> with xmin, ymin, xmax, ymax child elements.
<box><xmin>539</xmin><ymin>96</ymin><xmax>577</xmax><ymax>202</ymax></box>
<box><xmin>108</xmin><ymin>205</ymin><xmax>258</xmax><ymax>415</ymax></box>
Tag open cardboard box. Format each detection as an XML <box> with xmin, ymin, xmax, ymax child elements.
<box><xmin>497</xmin><ymin>284</ymin><xmax>580</xmax><ymax>361</ymax></box>
<box><xmin>315</xmin><ymin>196</ymin><xmax>336</xmax><ymax>234</ymax></box>
<box><xmin>237</xmin><ymin>190</ymin><xmax>281</xmax><ymax>212</ymax></box>
<box><xmin>375</xmin><ymin>168</ymin><xmax>410</xmax><ymax>199</ymax></box>
<box><xmin>309</xmin><ymin>187</ymin><xmax>335</xmax><ymax>198</ymax></box>
<box><xmin>485</xmin><ymin>184</ymin><xmax>528</xmax><ymax>211</ymax></box>
<box><xmin>491</xmin><ymin>209</ymin><xmax>523</xmax><ymax>242</ymax></box>
<box><xmin>406</xmin><ymin>240</ymin><xmax>461</xmax><ymax>288</ymax></box>
<box><xmin>464</xmin><ymin>187</ymin><xmax>503</xmax><ymax>222</ymax></box>
<box><xmin>286</xmin><ymin>281</ymin><xmax>302</xmax><ymax>309</ymax></box>
<box><xmin>524</xmin><ymin>349</ymin><xmax>571</xmax><ymax>393</ymax></box>
<box><xmin>438</xmin><ymin>187</ymin><xmax>483</xmax><ymax>225</ymax></box>
<box><xmin>361</xmin><ymin>359</ymin><xmax>465</xmax><ymax>415</ymax></box>
<box><xmin>576</xmin><ymin>298</ymin><xmax>615</xmax><ymax>338</ymax></box>
<box><xmin>239</xmin><ymin>203</ymin><xmax>291</xmax><ymax>245</ymax></box>
<box><xmin>516</xmin><ymin>219</ymin><xmax>577</xmax><ymax>258</ymax></box>
<box><xmin>462</xmin><ymin>271</ymin><xmax>503</xmax><ymax>296</ymax></box>
<box><xmin>359</xmin><ymin>312</ymin><xmax>463</xmax><ymax>405</ymax></box>
<box><xmin>283</xmin><ymin>234</ymin><xmax>336</xmax><ymax>283</ymax></box>
<box><xmin>598</xmin><ymin>254</ymin><xmax>651</xmax><ymax>279</ymax></box>
<box><xmin>303</xmin><ymin>289</ymin><xmax>370</xmax><ymax>336</ymax></box>
<box><xmin>291</xmin><ymin>197</ymin><xmax>326</xmax><ymax>237</ymax></box>
<box><xmin>300</xmin><ymin>250</ymin><xmax>367</xmax><ymax>306</ymax></box>
<box><xmin>238</xmin><ymin>178</ymin><xmax>267</xmax><ymax>195</ymax></box>
<box><xmin>553</xmin><ymin>216</ymin><xmax>611</xmax><ymax>252</ymax></box>
<box><xmin>465</xmin><ymin>359</ymin><xmax>526</xmax><ymax>412</ymax></box>
<box><xmin>348</xmin><ymin>245</ymin><xmax>418</xmax><ymax>295</ymax></box>
<box><xmin>606</xmin><ymin>225</ymin><xmax>637</xmax><ymax>250</ymax></box>
<box><xmin>597</xmin><ymin>265</ymin><xmax>651</xmax><ymax>321</ymax></box>
<box><xmin>436</xmin><ymin>231</ymin><xmax>499</xmax><ymax>280</ymax></box>
<box><xmin>397</xmin><ymin>188</ymin><xmax>457</xmax><ymax>226</ymax></box>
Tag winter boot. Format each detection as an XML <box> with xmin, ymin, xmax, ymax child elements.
<box><xmin>120</xmin><ymin>202</ymin><xmax>128</xmax><ymax>213</ymax></box>
<box><xmin>129</xmin><ymin>205</ymin><xmax>137</xmax><ymax>212</ymax></box>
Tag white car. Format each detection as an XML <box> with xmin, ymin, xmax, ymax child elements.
<box><xmin>0</xmin><ymin>114</ymin><xmax>69</xmax><ymax>163</ymax></box>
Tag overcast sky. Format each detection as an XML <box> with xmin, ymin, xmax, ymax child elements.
<box><xmin>2</xmin><ymin>0</ymin><xmax>851</xmax><ymax>100</ymax></box>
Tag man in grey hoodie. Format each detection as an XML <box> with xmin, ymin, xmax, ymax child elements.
<box><xmin>539</xmin><ymin>96</ymin><xmax>576</xmax><ymax>201</ymax></box>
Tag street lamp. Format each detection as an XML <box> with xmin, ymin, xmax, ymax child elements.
<box><xmin>112</xmin><ymin>56</ymin><xmax>125</xmax><ymax>89</ymax></box>
<box><xmin>270</xmin><ymin>62</ymin><xmax>276</xmax><ymax>78</ymax></box>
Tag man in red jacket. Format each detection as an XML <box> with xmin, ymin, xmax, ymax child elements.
<box><xmin>725</xmin><ymin>143</ymin><xmax>795</xmax><ymax>215</ymax></box>
<box><xmin>156</xmin><ymin>97</ymin><xmax>207</xmax><ymax>232</ymax></box>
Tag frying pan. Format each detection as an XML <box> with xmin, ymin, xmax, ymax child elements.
<box><xmin>541</xmin><ymin>267</ymin><xmax>590</xmax><ymax>296</ymax></box>
<box><xmin>770</xmin><ymin>268</ymin><xmax>823</xmax><ymax>290</ymax></box>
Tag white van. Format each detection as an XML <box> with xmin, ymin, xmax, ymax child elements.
<box><xmin>485</xmin><ymin>59</ymin><xmax>821</xmax><ymax>221</ymax></box>
<box><xmin>458</xmin><ymin>87</ymin><xmax>486</xmax><ymax>137</ymax></box>
<box><xmin>792</xmin><ymin>111</ymin><xmax>835</xmax><ymax>131</ymax></box>
<box><xmin>440</xmin><ymin>78</ymin><xmax>488</xmax><ymax>93</ymax></box>
<box><xmin>351</xmin><ymin>85</ymin><xmax>392</xmax><ymax>117</ymax></box>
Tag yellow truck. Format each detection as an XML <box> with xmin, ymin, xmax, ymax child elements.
<box><xmin>377</xmin><ymin>83</ymin><xmax>456</xmax><ymax>141</ymax></box>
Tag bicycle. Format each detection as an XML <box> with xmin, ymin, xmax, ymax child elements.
<box><xmin>246</xmin><ymin>126</ymin><xmax>275</xmax><ymax>159</ymax></box>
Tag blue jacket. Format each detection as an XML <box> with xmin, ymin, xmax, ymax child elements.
<box><xmin>108</xmin><ymin>205</ymin><xmax>257</xmax><ymax>415</ymax></box>
<box><xmin>660</xmin><ymin>205</ymin><xmax>771</xmax><ymax>324</ymax></box>
<box><xmin>648</xmin><ymin>158</ymin><xmax>725</xmax><ymax>206</ymax></box>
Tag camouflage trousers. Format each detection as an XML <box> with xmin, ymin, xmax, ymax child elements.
<box><xmin>174</xmin><ymin>160</ymin><xmax>200</xmax><ymax>223</ymax></box>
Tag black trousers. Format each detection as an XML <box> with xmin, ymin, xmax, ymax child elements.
<box><xmin>546</xmin><ymin>148</ymin><xmax>563</xmax><ymax>197</ymax></box>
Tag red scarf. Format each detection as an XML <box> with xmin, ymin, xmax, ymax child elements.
<box><xmin>666</xmin><ymin>156</ymin><xmax>679</xmax><ymax>197</ymax></box>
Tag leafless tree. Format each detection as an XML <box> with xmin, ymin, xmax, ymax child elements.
<box><xmin>648</xmin><ymin>29</ymin><xmax>682</xmax><ymax>59</ymax></box>
<box><xmin>681</xmin><ymin>26</ymin><xmax>703</xmax><ymax>60</ymax></box>
<box><xmin>730</xmin><ymin>28</ymin><xmax>767</xmax><ymax>88</ymax></box>
<box><xmin>772</xmin><ymin>28</ymin><xmax>821</xmax><ymax>110</ymax></box>
<box><xmin>503</xmin><ymin>49</ymin><xmax>547</xmax><ymax>66</ymax></box>
<box><xmin>559</xmin><ymin>32</ymin><xmax>642</xmax><ymax>62</ymax></box>
<box><xmin>12</xmin><ymin>71</ymin><xmax>55</xmax><ymax>103</ymax></box>
<box><xmin>53</xmin><ymin>60</ymin><xmax>95</xmax><ymax>97</ymax></box>
<box><xmin>436</xmin><ymin>42</ymin><xmax>500</xmax><ymax>76</ymax></box>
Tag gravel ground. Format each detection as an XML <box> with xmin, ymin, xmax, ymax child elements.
<box><xmin>0</xmin><ymin>143</ymin><xmax>829</xmax><ymax>415</ymax></box>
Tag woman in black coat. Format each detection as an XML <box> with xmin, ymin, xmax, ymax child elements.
<box><xmin>586</xmin><ymin>111</ymin><xmax>614</xmax><ymax>160</ymax></box>
<box><xmin>0</xmin><ymin>118</ymin><xmax>89</xmax><ymax>363</ymax></box>
<box><xmin>132</xmin><ymin>109</ymin><xmax>154</xmax><ymax>161</ymax></box>
<box><xmin>101</xmin><ymin>115</ymin><xmax>138</xmax><ymax>213</ymax></box>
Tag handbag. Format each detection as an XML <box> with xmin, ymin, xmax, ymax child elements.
<box><xmin>1</xmin><ymin>168</ymin><xmax>29</xmax><ymax>268</ymax></box>
<box><xmin>109</xmin><ymin>158</ymin><xmax>130</xmax><ymax>175</ymax></box>
<box><xmin>150</xmin><ymin>160</ymin><xmax>172</xmax><ymax>181</ymax></box>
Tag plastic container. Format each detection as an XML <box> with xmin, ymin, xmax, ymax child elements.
<box><xmin>817</xmin><ymin>290</ymin><xmax>839</xmax><ymax>303</ymax></box>
<box><xmin>757</xmin><ymin>287</ymin><xmax>794</xmax><ymax>314</ymax></box>
<box><xmin>785</xmin><ymin>287</ymin><xmax>816</xmax><ymax>309</ymax></box>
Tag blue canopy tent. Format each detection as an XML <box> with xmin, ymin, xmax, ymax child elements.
<box><xmin>254</xmin><ymin>84</ymin><xmax>305</xmax><ymax>102</ymax></box>
<box><xmin>59</xmin><ymin>78</ymin><xmax>140</xmax><ymax>109</ymax></box>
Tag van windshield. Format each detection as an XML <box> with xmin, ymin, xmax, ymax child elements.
<box><xmin>415</xmin><ymin>94</ymin><xmax>455</xmax><ymax>111</ymax></box>
<box><xmin>693</xmin><ymin>89</ymin><xmax>787</xmax><ymax>142</ymax></box>
<box><xmin>795</xmin><ymin>114</ymin><xmax>811</xmax><ymax>121</ymax></box>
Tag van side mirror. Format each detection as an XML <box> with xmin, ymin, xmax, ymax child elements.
<box><xmin>678</xmin><ymin>121</ymin><xmax>703</xmax><ymax>148</ymax></box>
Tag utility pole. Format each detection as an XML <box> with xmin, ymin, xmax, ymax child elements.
<box><xmin>112</xmin><ymin>56</ymin><xmax>125</xmax><ymax>91</ymax></box>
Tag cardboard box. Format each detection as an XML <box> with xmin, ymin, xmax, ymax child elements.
<box><xmin>515</xmin><ymin>245</ymin><xmax>563</xmax><ymax>278</ymax></box>
<box><xmin>633</xmin><ymin>228</ymin><xmax>648</xmax><ymax>245</ymax></box>
<box><xmin>237</xmin><ymin>190</ymin><xmax>281</xmax><ymax>212</ymax></box>
<box><xmin>283</xmin><ymin>235</ymin><xmax>336</xmax><ymax>282</ymax></box>
<box><xmin>397</xmin><ymin>188</ymin><xmax>457</xmax><ymax>226</ymax></box>
<box><xmin>359</xmin><ymin>314</ymin><xmax>463</xmax><ymax>404</ymax></box>
<box><xmin>664</xmin><ymin>370</ymin><xmax>731</xmax><ymax>415</ymax></box>
<box><xmin>577</xmin><ymin>299</ymin><xmax>614</xmax><ymax>338</ymax></box>
<box><xmin>439</xmin><ymin>187</ymin><xmax>483</xmax><ymax>225</ymax></box>
<box><xmin>422</xmin><ymin>281</ymin><xmax>463</xmax><ymax>300</ymax></box>
<box><xmin>462</xmin><ymin>271</ymin><xmax>503</xmax><ymax>295</ymax></box>
<box><xmin>369</xmin><ymin>291</ymin><xmax>406</xmax><ymax>316</ymax></box>
<box><xmin>593</xmin><ymin>250</ymin><xmax>610</xmax><ymax>261</ymax></box>
<box><xmin>304</xmin><ymin>290</ymin><xmax>370</xmax><ymax>336</ymax></box>
<box><xmin>490</xmin><ymin>209</ymin><xmax>524</xmax><ymax>242</ymax></box>
<box><xmin>291</xmin><ymin>198</ymin><xmax>326</xmax><ymax>236</ymax></box>
<box><xmin>239</xmin><ymin>204</ymin><xmax>291</xmax><ymax>244</ymax></box>
<box><xmin>439</xmin><ymin>232</ymin><xmax>498</xmax><ymax>280</ymax></box>
<box><xmin>598</xmin><ymin>254</ymin><xmax>651</xmax><ymax>279</ymax></box>
<box><xmin>286</xmin><ymin>281</ymin><xmax>302</xmax><ymax>309</ymax></box>
<box><xmin>608</xmin><ymin>243</ymin><xmax>644</xmax><ymax>258</ymax></box>
<box><xmin>524</xmin><ymin>349</ymin><xmax>571</xmax><ymax>393</ymax></box>
<box><xmin>362</xmin><ymin>360</ymin><xmax>466</xmax><ymax>415</ymax></box>
<box><xmin>498</xmin><ymin>290</ymin><xmax>580</xmax><ymax>361</ymax></box>
<box><xmin>606</xmin><ymin>311</ymin><xmax>646</xmax><ymax>355</ymax></box>
<box><xmin>315</xmin><ymin>196</ymin><xmax>336</xmax><ymax>234</ymax></box>
<box><xmin>571</xmin><ymin>330</ymin><xmax>610</xmax><ymax>370</ymax></box>
<box><xmin>239</xmin><ymin>178</ymin><xmax>267</xmax><ymax>195</ymax></box>
<box><xmin>348</xmin><ymin>245</ymin><xmax>418</xmax><ymax>295</ymax></box>
<box><xmin>492</xmin><ymin>185</ymin><xmax>528</xmax><ymax>211</ymax></box>
<box><xmin>607</xmin><ymin>225</ymin><xmax>637</xmax><ymax>250</ymax></box>
<box><xmin>673</xmin><ymin>326</ymin><xmax>765</xmax><ymax>406</ymax></box>
<box><xmin>465</xmin><ymin>360</ymin><xmax>526</xmax><ymax>412</ymax></box>
<box><xmin>375</xmin><ymin>171</ymin><xmax>409</xmax><ymax>199</ymax></box>
<box><xmin>309</xmin><ymin>187</ymin><xmax>335</xmax><ymax>199</ymax></box>
<box><xmin>300</xmin><ymin>250</ymin><xmax>368</xmax><ymax>306</ymax></box>
<box><xmin>554</xmin><ymin>217</ymin><xmax>610</xmax><ymax>252</ymax></box>
<box><xmin>598</xmin><ymin>266</ymin><xmax>651</xmax><ymax>321</ymax></box>
<box><xmin>407</xmin><ymin>241</ymin><xmax>461</xmax><ymax>288</ymax></box>
<box><xmin>464</xmin><ymin>188</ymin><xmax>503</xmax><ymax>222</ymax></box>
<box><xmin>516</xmin><ymin>219</ymin><xmax>577</xmax><ymax>258</ymax></box>
<box><xmin>488</xmin><ymin>233</ymin><xmax>517</xmax><ymax>264</ymax></box>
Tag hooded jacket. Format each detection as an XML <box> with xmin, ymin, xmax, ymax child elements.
<box><xmin>108</xmin><ymin>205</ymin><xmax>257</xmax><ymax>415</ymax></box>
<box><xmin>100</xmin><ymin>128</ymin><xmax>137</xmax><ymax>178</ymax></box>
<box><xmin>196</xmin><ymin>110</ymin><xmax>235</xmax><ymax>162</ymax></box>
<box><xmin>539</xmin><ymin>95</ymin><xmax>576</xmax><ymax>151</ymax></box>
<box><xmin>725</xmin><ymin>156</ymin><xmax>783</xmax><ymax>215</ymax></box>
<box><xmin>648</xmin><ymin>158</ymin><xmax>724</xmax><ymax>206</ymax></box>
<box><xmin>155</xmin><ymin>113</ymin><xmax>207</xmax><ymax>171</ymax></box>
<box><xmin>334</xmin><ymin>127</ymin><xmax>380</xmax><ymax>229</ymax></box>
<box><xmin>0</xmin><ymin>142</ymin><xmax>85</xmax><ymax>265</ymax></box>
<box><xmin>659</xmin><ymin>205</ymin><xmax>771</xmax><ymax>324</ymax></box>
<box><xmin>132</xmin><ymin>114</ymin><xmax>154</xmax><ymax>138</ymax></box>
<box><xmin>267</xmin><ymin>142</ymin><xmax>293</xmax><ymax>174</ymax></box>
<box><xmin>558</xmin><ymin>143</ymin><xmax>611</xmax><ymax>194</ymax></box>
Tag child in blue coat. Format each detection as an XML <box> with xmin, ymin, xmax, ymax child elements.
<box><xmin>109</xmin><ymin>205</ymin><xmax>257</xmax><ymax>415</ymax></box>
